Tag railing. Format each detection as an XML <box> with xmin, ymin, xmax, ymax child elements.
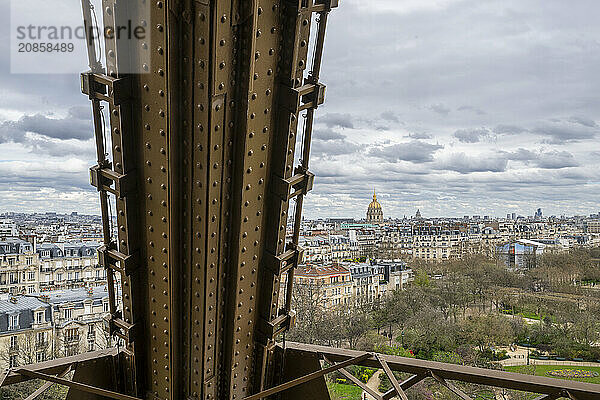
<box><xmin>244</xmin><ymin>342</ymin><xmax>600</xmax><ymax>400</ymax></box>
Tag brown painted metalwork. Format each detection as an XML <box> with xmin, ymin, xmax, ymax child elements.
<box><xmin>283</xmin><ymin>342</ymin><xmax>600</xmax><ymax>400</ymax></box>
<box><xmin>3</xmin><ymin>2</ymin><xmax>600</xmax><ymax>400</ymax></box>
<box><xmin>22</xmin><ymin>365</ymin><xmax>72</xmax><ymax>400</ymax></box>
<box><xmin>16</xmin><ymin>369</ymin><xmax>142</xmax><ymax>400</ymax></box>
<box><xmin>80</xmin><ymin>1</ymin><xmax>337</xmax><ymax>399</ymax></box>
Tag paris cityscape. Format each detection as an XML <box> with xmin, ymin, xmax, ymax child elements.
<box><xmin>1</xmin><ymin>188</ymin><xmax>600</xmax><ymax>398</ymax></box>
<box><xmin>1</xmin><ymin>0</ymin><xmax>600</xmax><ymax>399</ymax></box>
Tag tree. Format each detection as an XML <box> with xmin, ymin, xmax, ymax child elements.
<box><xmin>462</xmin><ymin>313</ymin><xmax>514</xmax><ymax>353</ymax></box>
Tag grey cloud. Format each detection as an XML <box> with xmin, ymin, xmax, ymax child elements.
<box><xmin>0</xmin><ymin>107</ymin><xmax>92</xmax><ymax>142</ymax></box>
<box><xmin>429</xmin><ymin>104</ymin><xmax>451</xmax><ymax>115</ymax></box>
<box><xmin>568</xmin><ymin>115</ymin><xmax>597</xmax><ymax>128</ymax></box>
<box><xmin>502</xmin><ymin>148</ymin><xmax>578</xmax><ymax>169</ymax></box>
<box><xmin>457</xmin><ymin>105</ymin><xmax>486</xmax><ymax>115</ymax></box>
<box><xmin>501</xmin><ymin>148</ymin><xmax>537</xmax><ymax>161</ymax></box>
<box><xmin>453</xmin><ymin>128</ymin><xmax>490</xmax><ymax>143</ymax></box>
<box><xmin>380</xmin><ymin>111</ymin><xmax>400</xmax><ymax>122</ymax></box>
<box><xmin>368</xmin><ymin>141</ymin><xmax>443</xmax><ymax>163</ymax></box>
<box><xmin>407</xmin><ymin>132</ymin><xmax>432</xmax><ymax>139</ymax></box>
<box><xmin>314</xmin><ymin>128</ymin><xmax>346</xmax><ymax>141</ymax></box>
<box><xmin>311</xmin><ymin>138</ymin><xmax>362</xmax><ymax>157</ymax></box>
<box><xmin>317</xmin><ymin>113</ymin><xmax>355</xmax><ymax>129</ymax></box>
<box><xmin>535</xmin><ymin>150</ymin><xmax>578</xmax><ymax>169</ymax></box>
<box><xmin>0</xmin><ymin>109</ymin><xmax>95</xmax><ymax>157</ymax></box>
<box><xmin>493</xmin><ymin>125</ymin><xmax>528</xmax><ymax>135</ymax></box>
<box><xmin>435</xmin><ymin>153</ymin><xmax>508</xmax><ymax>174</ymax></box>
<box><xmin>534</xmin><ymin>122</ymin><xmax>596</xmax><ymax>144</ymax></box>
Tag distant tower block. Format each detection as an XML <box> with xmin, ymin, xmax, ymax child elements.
<box><xmin>415</xmin><ymin>209</ymin><xmax>423</xmax><ymax>220</ymax></box>
<box><xmin>367</xmin><ymin>189</ymin><xmax>384</xmax><ymax>224</ymax></box>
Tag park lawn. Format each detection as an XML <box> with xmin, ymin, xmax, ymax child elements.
<box><xmin>505</xmin><ymin>365</ymin><xmax>600</xmax><ymax>384</ymax></box>
<box><xmin>327</xmin><ymin>383</ymin><xmax>362</xmax><ymax>400</ymax></box>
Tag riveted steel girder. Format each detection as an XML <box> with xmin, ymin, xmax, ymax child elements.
<box><xmin>80</xmin><ymin>1</ymin><xmax>336</xmax><ymax>399</ymax></box>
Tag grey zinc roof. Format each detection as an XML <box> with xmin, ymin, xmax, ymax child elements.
<box><xmin>40</xmin><ymin>287</ymin><xmax>110</xmax><ymax>306</ymax></box>
<box><xmin>0</xmin><ymin>238</ymin><xmax>33</xmax><ymax>255</ymax></box>
<box><xmin>0</xmin><ymin>296</ymin><xmax>48</xmax><ymax>313</ymax></box>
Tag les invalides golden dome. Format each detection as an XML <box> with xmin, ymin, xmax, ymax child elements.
<box><xmin>366</xmin><ymin>189</ymin><xmax>384</xmax><ymax>224</ymax></box>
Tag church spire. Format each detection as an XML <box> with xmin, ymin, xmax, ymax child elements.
<box><xmin>373</xmin><ymin>188</ymin><xmax>377</xmax><ymax>202</ymax></box>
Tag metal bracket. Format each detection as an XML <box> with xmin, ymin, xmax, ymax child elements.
<box><xmin>257</xmin><ymin>311</ymin><xmax>297</xmax><ymax>346</ymax></box>
<box><xmin>81</xmin><ymin>71</ymin><xmax>131</xmax><ymax>105</ymax></box>
<box><xmin>103</xmin><ymin>314</ymin><xmax>137</xmax><ymax>344</ymax></box>
<box><xmin>272</xmin><ymin>168</ymin><xmax>314</xmax><ymax>201</ymax></box>
<box><xmin>90</xmin><ymin>165</ymin><xmax>135</xmax><ymax>198</ymax></box>
<box><xmin>98</xmin><ymin>244</ymin><xmax>139</xmax><ymax>276</ymax></box>
<box><xmin>264</xmin><ymin>244</ymin><xmax>304</xmax><ymax>275</ymax></box>
<box><xmin>280</xmin><ymin>83</ymin><xmax>326</xmax><ymax>113</ymax></box>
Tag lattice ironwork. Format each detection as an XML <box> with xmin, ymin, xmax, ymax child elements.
<box><xmin>2</xmin><ymin>2</ymin><xmax>600</xmax><ymax>400</ymax></box>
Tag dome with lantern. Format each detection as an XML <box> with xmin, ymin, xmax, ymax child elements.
<box><xmin>366</xmin><ymin>189</ymin><xmax>384</xmax><ymax>224</ymax></box>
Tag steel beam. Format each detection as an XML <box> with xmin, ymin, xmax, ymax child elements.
<box><xmin>15</xmin><ymin>368</ymin><xmax>141</xmax><ymax>400</ymax></box>
<box><xmin>242</xmin><ymin>352</ymin><xmax>371</xmax><ymax>400</ymax></box>
<box><xmin>1</xmin><ymin>348</ymin><xmax>118</xmax><ymax>387</ymax></box>
<box><xmin>23</xmin><ymin>366</ymin><xmax>72</xmax><ymax>400</ymax></box>
<box><xmin>283</xmin><ymin>342</ymin><xmax>600</xmax><ymax>400</ymax></box>
<box><xmin>376</xmin><ymin>354</ymin><xmax>409</xmax><ymax>400</ymax></box>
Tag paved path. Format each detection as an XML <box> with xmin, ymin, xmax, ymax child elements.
<box><xmin>498</xmin><ymin>346</ymin><xmax>600</xmax><ymax>367</ymax></box>
<box><xmin>363</xmin><ymin>369</ymin><xmax>383</xmax><ymax>400</ymax></box>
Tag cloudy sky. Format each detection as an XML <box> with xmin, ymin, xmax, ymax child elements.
<box><xmin>1</xmin><ymin>0</ymin><xmax>599</xmax><ymax>219</ymax></box>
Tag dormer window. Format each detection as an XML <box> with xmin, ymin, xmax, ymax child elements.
<box><xmin>35</xmin><ymin>310</ymin><xmax>45</xmax><ymax>324</ymax></box>
<box><xmin>9</xmin><ymin>314</ymin><xmax>19</xmax><ymax>330</ymax></box>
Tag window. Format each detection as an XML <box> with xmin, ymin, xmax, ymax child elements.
<box><xmin>9</xmin><ymin>314</ymin><xmax>19</xmax><ymax>330</ymax></box>
<box><xmin>88</xmin><ymin>339</ymin><xmax>95</xmax><ymax>351</ymax></box>
<box><xmin>10</xmin><ymin>336</ymin><xmax>18</xmax><ymax>350</ymax></box>
<box><xmin>28</xmin><ymin>271</ymin><xmax>35</xmax><ymax>281</ymax></box>
<box><xmin>88</xmin><ymin>324</ymin><xmax>95</xmax><ymax>336</ymax></box>
<box><xmin>37</xmin><ymin>331</ymin><xmax>46</xmax><ymax>345</ymax></box>
<box><xmin>35</xmin><ymin>310</ymin><xmax>45</xmax><ymax>324</ymax></box>
<box><xmin>57</xmin><ymin>273</ymin><xmax>63</xmax><ymax>281</ymax></box>
<box><xmin>36</xmin><ymin>351</ymin><xmax>46</xmax><ymax>362</ymax></box>
<box><xmin>65</xmin><ymin>328</ymin><xmax>78</xmax><ymax>342</ymax></box>
<box><xmin>84</xmin><ymin>302</ymin><xmax>92</xmax><ymax>314</ymax></box>
<box><xmin>7</xmin><ymin>258</ymin><xmax>14</xmax><ymax>266</ymax></box>
<box><xmin>75</xmin><ymin>272</ymin><xmax>80</xmax><ymax>280</ymax></box>
<box><xmin>9</xmin><ymin>355</ymin><xmax>17</xmax><ymax>368</ymax></box>
<box><xmin>64</xmin><ymin>308</ymin><xmax>73</xmax><ymax>320</ymax></box>
<box><xmin>103</xmin><ymin>302</ymin><xmax>109</xmax><ymax>312</ymax></box>
<box><xmin>26</xmin><ymin>257</ymin><xmax>33</xmax><ymax>266</ymax></box>
<box><xmin>28</xmin><ymin>286</ymin><xmax>35</xmax><ymax>294</ymax></box>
